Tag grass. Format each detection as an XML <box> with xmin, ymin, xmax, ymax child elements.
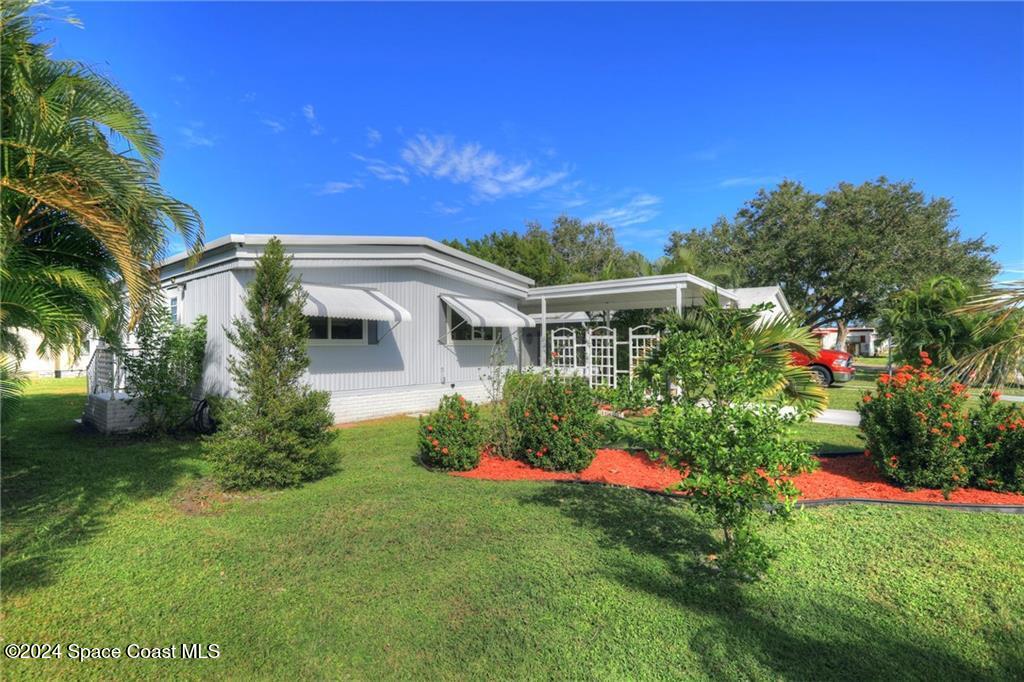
<box><xmin>826</xmin><ymin>378</ymin><xmax>1024</xmax><ymax>412</ymax></box>
<box><xmin>4</xmin><ymin>378</ymin><xmax>1024</xmax><ymax>680</ymax></box>
<box><xmin>853</xmin><ymin>356</ymin><xmax>890</xmax><ymax>368</ymax></box>
<box><xmin>794</xmin><ymin>421</ymin><xmax>864</xmax><ymax>453</ymax></box>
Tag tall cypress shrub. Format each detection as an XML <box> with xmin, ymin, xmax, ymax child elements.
<box><xmin>204</xmin><ymin>238</ymin><xmax>336</xmax><ymax>489</ymax></box>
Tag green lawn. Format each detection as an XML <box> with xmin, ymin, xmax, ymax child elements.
<box><xmin>825</xmin><ymin>378</ymin><xmax>1024</xmax><ymax>412</ymax></box>
<box><xmin>853</xmin><ymin>356</ymin><xmax>890</xmax><ymax>368</ymax></box>
<box><xmin>4</xmin><ymin>379</ymin><xmax>1023</xmax><ymax>680</ymax></box>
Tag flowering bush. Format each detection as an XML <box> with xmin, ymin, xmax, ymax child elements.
<box><xmin>966</xmin><ymin>391</ymin><xmax>1024</xmax><ymax>492</ymax></box>
<box><xmin>418</xmin><ymin>394</ymin><xmax>483</xmax><ymax>471</ymax></box>
<box><xmin>504</xmin><ymin>371</ymin><xmax>599</xmax><ymax>472</ymax></box>
<box><xmin>858</xmin><ymin>352</ymin><xmax>971</xmax><ymax>492</ymax></box>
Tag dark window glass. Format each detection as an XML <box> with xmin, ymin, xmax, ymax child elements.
<box><xmin>450</xmin><ymin>309</ymin><xmax>496</xmax><ymax>342</ymax></box>
<box><xmin>331</xmin><ymin>318</ymin><xmax>363</xmax><ymax>340</ymax></box>
<box><xmin>308</xmin><ymin>316</ymin><xmax>329</xmax><ymax>339</ymax></box>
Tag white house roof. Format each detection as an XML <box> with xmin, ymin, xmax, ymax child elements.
<box><xmin>159</xmin><ymin>233</ymin><xmax>534</xmax><ymax>297</ymax></box>
<box><xmin>440</xmin><ymin>295</ymin><xmax>535</xmax><ymax>329</ymax></box>
<box><xmin>302</xmin><ymin>284</ymin><xmax>411</xmax><ymax>323</ymax></box>
<box><xmin>732</xmin><ymin>286</ymin><xmax>792</xmax><ymax>318</ymax></box>
<box><xmin>520</xmin><ymin>274</ymin><xmax>737</xmax><ymax>314</ymax></box>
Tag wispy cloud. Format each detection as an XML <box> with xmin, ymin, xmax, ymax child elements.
<box><xmin>401</xmin><ymin>133</ymin><xmax>568</xmax><ymax>200</ymax></box>
<box><xmin>690</xmin><ymin>140</ymin><xmax>735</xmax><ymax>162</ymax></box>
<box><xmin>316</xmin><ymin>180</ymin><xmax>363</xmax><ymax>195</ymax></box>
<box><xmin>432</xmin><ymin>201</ymin><xmax>462</xmax><ymax>215</ymax></box>
<box><xmin>718</xmin><ymin>175</ymin><xmax>782</xmax><ymax>188</ymax></box>
<box><xmin>240</xmin><ymin>91</ymin><xmax>257</xmax><ymax>104</ymax></box>
<box><xmin>366</xmin><ymin>127</ymin><xmax>382</xmax><ymax>147</ymax></box>
<box><xmin>179</xmin><ymin>123</ymin><xmax>215</xmax><ymax>148</ymax></box>
<box><xmin>352</xmin><ymin>153</ymin><xmax>409</xmax><ymax>184</ymax></box>
<box><xmin>171</xmin><ymin>74</ymin><xmax>186</xmax><ymax>84</ymax></box>
<box><xmin>586</xmin><ymin>193</ymin><xmax>662</xmax><ymax>227</ymax></box>
<box><xmin>261</xmin><ymin>118</ymin><xmax>285</xmax><ymax>134</ymax></box>
<box><xmin>302</xmin><ymin>104</ymin><xmax>323</xmax><ymax>136</ymax></box>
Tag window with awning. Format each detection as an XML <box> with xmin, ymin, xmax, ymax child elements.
<box><xmin>302</xmin><ymin>284</ymin><xmax>411</xmax><ymax>345</ymax></box>
<box><xmin>440</xmin><ymin>295</ymin><xmax>534</xmax><ymax>344</ymax></box>
<box><xmin>302</xmin><ymin>284</ymin><xmax>411</xmax><ymax>322</ymax></box>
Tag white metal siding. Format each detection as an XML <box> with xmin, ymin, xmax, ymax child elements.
<box><xmin>177</xmin><ymin>270</ymin><xmax>239</xmax><ymax>396</ymax></box>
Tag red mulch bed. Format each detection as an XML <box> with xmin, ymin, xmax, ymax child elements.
<box><xmin>452</xmin><ymin>449</ymin><xmax>1024</xmax><ymax>505</ymax></box>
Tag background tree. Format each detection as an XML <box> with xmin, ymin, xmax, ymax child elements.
<box><xmin>446</xmin><ymin>214</ymin><xmax>646</xmax><ymax>285</ymax></box>
<box><xmin>204</xmin><ymin>238</ymin><xmax>336</xmax><ymax>489</ymax></box>
<box><xmin>1</xmin><ymin>2</ymin><xmax>203</xmax><ymax>364</ymax></box>
<box><xmin>666</xmin><ymin>178</ymin><xmax>998</xmax><ymax>347</ymax></box>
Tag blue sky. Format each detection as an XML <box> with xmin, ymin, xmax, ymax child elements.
<box><xmin>47</xmin><ymin>2</ymin><xmax>1022</xmax><ymax>273</ymax></box>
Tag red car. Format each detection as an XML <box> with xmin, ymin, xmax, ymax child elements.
<box><xmin>791</xmin><ymin>348</ymin><xmax>855</xmax><ymax>386</ymax></box>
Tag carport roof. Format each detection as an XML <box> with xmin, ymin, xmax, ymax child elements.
<box><xmin>521</xmin><ymin>274</ymin><xmax>737</xmax><ymax>315</ymax></box>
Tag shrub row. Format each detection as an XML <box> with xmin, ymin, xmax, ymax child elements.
<box><xmin>417</xmin><ymin>371</ymin><xmax>600</xmax><ymax>473</ymax></box>
<box><xmin>858</xmin><ymin>352</ymin><xmax>1024</xmax><ymax>493</ymax></box>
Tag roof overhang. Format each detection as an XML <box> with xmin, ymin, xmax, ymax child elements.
<box><xmin>521</xmin><ymin>274</ymin><xmax>737</xmax><ymax>314</ymax></box>
<box><xmin>158</xmin><ymin>234</ymin><xmax>533</xmax><ymax>298</ymax></box>
<box><xmin>302</xmin><ymin>283</ymin><xmax>411</xmax><ymax>322</ymax></box>
<box><xmin>441</xmin><ymin>295</ymin><xmax>535</xmax><ymax>328</ymax></box>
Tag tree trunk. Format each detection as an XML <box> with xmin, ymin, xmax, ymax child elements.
<box><xmin>835</xmin><ymin>320</ymin><xmax>849</xmax><ymax>351</ymax></box>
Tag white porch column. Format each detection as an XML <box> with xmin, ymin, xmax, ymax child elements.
<box><xmin>675</xmin><ymin>283</ymin><xmax>683</xmax><ymax>315</ymax></box>
<box><xmin>540</xmin><ymin>297</ymin><xmax>547</xmax><ymax>368</ymax></box>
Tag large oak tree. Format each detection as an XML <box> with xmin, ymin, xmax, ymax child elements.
<box><xmin>666</xmin><ymin>178</ymin><xmax>998</xmax><ymax>346</ymax></box>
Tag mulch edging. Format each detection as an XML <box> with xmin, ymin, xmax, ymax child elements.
<box><xmin>445</xmin><ymin>449</ymin><xmax>1024</xmax><ymax>512</ymax></box>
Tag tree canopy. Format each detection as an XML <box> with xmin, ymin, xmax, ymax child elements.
<box><xmin>445</xmin><ymin>215</ymin><xmax>649</xmax><ymax>286</ymax></box>
<box><xmin>666</xmin><ymin>178</ymin><xmax>999</xmax><ymax>335</ymax></box>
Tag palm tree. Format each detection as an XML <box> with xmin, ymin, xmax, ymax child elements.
<box><xmin>653</xmin><ymin>245</ymin><xmax>743</xmax><ymax>288</ymax></box>
<box><xmin>1</xmin><ymin>2</ymin><xmax>203</xmax><ymax>362</ymax></box>
<box><xmin>952</xmin><ymin>280</ymin><xmax>1024</xmax><ymax>387</ymax></box>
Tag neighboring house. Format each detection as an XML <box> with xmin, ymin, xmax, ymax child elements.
<box><xmin>83</xmin><ymin>234</ymin><xmax>777</xmax><ymax>432</ymax></box>
<box><xmin>13</xmin><ymin>328</ymin><xmax>94</xmax><ymax>378</ymax></box>
<box><xmin>812</xmin><ymin>326</ymin><xmax>888</xmax><ymax>356</ymax></box>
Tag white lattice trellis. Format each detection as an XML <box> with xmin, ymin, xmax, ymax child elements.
<box><xmin>628</xmin><ymin>325</ymin><xmax>659</xmax><ymax>376</ymax></box>
<box><xmin>586</xmin><ymin>326</ymin><xmax>617</xmax><ymax>388</ymax></box>
<box><xmin>549</xmin><ymin>327</ymin><xmax>578</xmax><ymax>369</ymax></box>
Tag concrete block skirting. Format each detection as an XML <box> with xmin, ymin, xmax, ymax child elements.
<box><xmin>83</xmin><ymin>392</ymin><xmax>145</xmax><ymax>434</ymax></box>
<box><xmin>329</xmin><ymin>382</ymin><xmax>493</xmax><ymax>424</ymax></box>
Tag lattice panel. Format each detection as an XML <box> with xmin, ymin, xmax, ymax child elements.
<box><xmin>629</xmin><ymin>325</ymin><xmax>659</xmax><ymax>375</ymax></box>
<box><xmin>587</xmin><ymin>327</ymin><xmax>617</xmax><ymax>388</ymax></box>
<box><xmin>549</xmin><ymin>328</ymin><xmax>578</xmax><ymax>369</ymax></box>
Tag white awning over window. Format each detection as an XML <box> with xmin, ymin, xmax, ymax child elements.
<box><xmin>440</xmin><ymin>295</ymin><xmax>535</xmax><ymax>328</ymax></box>
<box><xmin>302</xmin><ymin>284</ymin><xmax>411</xmax><ymax>322</ymax></box>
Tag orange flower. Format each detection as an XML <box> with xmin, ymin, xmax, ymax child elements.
<box><xmin>863</xmin><ymin>395</ymin><xmax>872</xmax><ymax>403</ymax></box>
<box><xmin>441</xmin><ymin>447</ymin><xmax>449</xmax><ymax>455</ymax></box>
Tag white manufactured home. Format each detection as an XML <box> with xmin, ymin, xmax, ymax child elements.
<box><xmin>84</xmin><ymin>234</ymin><xmax>785</xmax><ymax>433</ymax></box>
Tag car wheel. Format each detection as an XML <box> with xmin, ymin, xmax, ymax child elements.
<box><xmin>809</xmin><ymin>365</ymin><xmax>832</xmax><ymax>386</ymax></box>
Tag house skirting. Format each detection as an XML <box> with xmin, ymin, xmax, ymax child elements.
<box><xmin>83</xmin><ymin>392</ymin><xmax>144</xmax><ymax>434</ymax></box>
<box><xmin>329</xmin><ymin>382</ymin><xmax>493</xmax><ymax>423</ymax></box>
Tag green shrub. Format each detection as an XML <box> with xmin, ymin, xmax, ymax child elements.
<box><xmin>504</xmin><ymin>371</ymin><xmax>598</xmax><ymax>472</ymax></box>
<box><xmin>122</xmin><ymin>307</ymin><xmax>207</xmax><ymax>435</ymax></box>
<box><xmin>966</xmin><ymin>391</ymin><xmax>1024</xmax><ymax>492</ymax></box>
<box><xmin>418</xmin><ymin>394</ymin><xmax>483</xmax><ymax>471</ymax></box>
<box><xmin>204</xmin><ymin>238</ymin><xmax>336</xmax><ymax>489</ymax></box>
<box><xmin>637</xmin><ymin>301</ymin><xmax>820</xmax><ymax>578</ymax></box>
<box><xmin>858</xmin><ymin>353</ymin><xmax>971</xmax><ymax>492</ymax></box>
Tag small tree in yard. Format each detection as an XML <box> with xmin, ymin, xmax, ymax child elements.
<box><xmin>123</xmin><ymin>307</ymin><xmax>207</xmax><ymax>435</ymax></box>
<box><xmin>204</xmin><ymin>238</ymin><xmax>336</xmax><ymax>489</ymax></box>
<box><xmin>639</xmin><ymin>300</ymin><xmax>823</xmax><ymax>578</ymax></box>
